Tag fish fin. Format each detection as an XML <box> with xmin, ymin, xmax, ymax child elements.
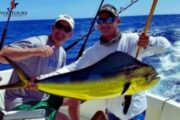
<box><xmin>0</xmin><ymin>110</ymin><xmax>4</xmax><ymax>120</ymax></box>
<box><xmin>123</xmin><ymin>95</ymin><xmax>132</xmax><ymax>114</ymax></box>
<box><xmin>121</xmin><ymin>83</ymin><xmax>132</xmax><ymax>114</ymax></box>
<box><xmin>121</xmin><ymin>82</ymin><xmax>131</xmax><ymax>95</ymax></box>
<box><xmin>0</xmin><ymin>81</ymin><xmax>26</xmax><ymax>89</ymax></box>
<box><xmin>47</xmin><ymin>95</ymin><xmax>64</xmax><ymax>110</ymax></box>
<box><xmin>2</xmin><ymin>56</ymin><xmax>30</xmax><ymax>86</ymax></box>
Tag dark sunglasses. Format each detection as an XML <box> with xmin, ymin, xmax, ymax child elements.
<box><xmin>55</xmin><ymin>23</ymin><xmax>72</xmax><ymax>33</ymax></box>
<box><xmin>96</xmin><ymin>17</ymin><xmax>115</xmax><ymax>25</ymax></box>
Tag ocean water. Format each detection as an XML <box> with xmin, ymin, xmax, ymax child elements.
<box><xmin>0</xmin><ymin>14</ymin><xmax>180</xmax><ymax>102</ymax></box>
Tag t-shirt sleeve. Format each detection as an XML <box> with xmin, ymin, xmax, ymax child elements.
<box><xmin>140</xmin><ymin>36</ymin><xmax>171</xmax><ymax>58</ymax></box>
<box><xmin>7</xmin><ymin>36</ymin><xmax>42</xmax><ymax>64</ymax></box>
<box><xmin>8</xmin><ymin>36</ymin><xmax>42</xmax><ymax>49</ymax></box>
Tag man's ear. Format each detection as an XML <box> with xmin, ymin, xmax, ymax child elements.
<box><xmin>69</xmin><ymin>32</ymin><xmax>73</xmax><ymax>37</ymax></box>
<box><xmin>117</xmin><ymin>17</ymin><xmax>121</xmax><ymax>24</ymax></box>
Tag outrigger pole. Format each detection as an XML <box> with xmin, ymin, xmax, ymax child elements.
<box><xmin>0</xmin><ymin>0</ymin><xmax>18</xmax><ymax>50</ymax></box>
<box><xmin>135</xmin><ymin>0</ymin><xmax>158</xmax><ymax>58</ymax></box>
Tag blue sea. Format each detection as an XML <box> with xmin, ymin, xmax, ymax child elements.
<box><xmin>0</xmin><ymin>14</ymin><xmax>180</xmax><ymax>102</ymax></box>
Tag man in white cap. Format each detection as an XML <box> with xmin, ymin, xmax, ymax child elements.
<box><xmin>0</xmin><ymin>14</ymin><xmax>79</xmax><ymax>120</ymax></box>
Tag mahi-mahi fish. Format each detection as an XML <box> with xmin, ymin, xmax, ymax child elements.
<box><xmin>0</xmin><ymin>51</ymin><xmax>160</xmax><ymax>100</ymax></box>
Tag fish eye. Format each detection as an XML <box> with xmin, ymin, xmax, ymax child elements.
<box><xmin>144</xmin><ymin>73</ymin><xmax>150</xmax><ymax>77</ymax></box>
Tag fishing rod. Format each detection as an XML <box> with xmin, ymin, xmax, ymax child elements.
<box><xmin>118</xmin><ymin>0</ymin><xmax>139</xmax><ymax>14</ymax></box>
<box><xmin>65</xmin><ymin>0</ymin><xmax>140</xmax><ymax>53</ymax></box>
<box><xmin>0</xmin><ymin>0</ymin><xmax>18</xmax><ymax>50</ymax></box>
<box><xmin>135</xmin><ymin>0</ymin><xmax>158</xmax><ymax>58</ymax></box>
<box><xmin>76</xmin><ymin>0</ymin><xmax>105</xmax><ymax>59</ymax></box>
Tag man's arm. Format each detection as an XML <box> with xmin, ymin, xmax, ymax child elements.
<box><xmin>0</xmin><ymin>45</ymin><xmax>55</xmax><ymax>64</ymax></box>
<box><xmin>138</xmin><ymin>34</ymin><xmax>171</xmax><ymax>58</ymax></box>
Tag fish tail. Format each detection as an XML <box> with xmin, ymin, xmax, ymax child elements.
<box><xmin>2</xmin><ymin>56</ymin><xmax>30</xmax><ymax>86</ymax></box>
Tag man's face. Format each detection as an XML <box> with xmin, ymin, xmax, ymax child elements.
<box><xmin>51</xmin><ymin>20</ymin><xmax>72</xmax><ymax>46</ymax></box>
<box><xmin>97</xmin><ymin>12</ymin><xmax>119</xmax><ymax>36</ymax></box>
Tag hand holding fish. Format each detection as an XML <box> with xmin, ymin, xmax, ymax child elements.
<box><xmin>25</xmin><ymin>77</ymin><xmax>38</xmax><ymax>90</ymax></box>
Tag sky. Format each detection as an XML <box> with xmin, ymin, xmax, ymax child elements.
<box><xmin>0</xmin><ymin>0</ymin><xmax>180</xmax><ymax>21</ymax></box>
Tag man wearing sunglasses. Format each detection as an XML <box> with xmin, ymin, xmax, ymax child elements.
<box><xmin>0</xmin><ymin>14</ymin><xmax>80</xmax><ymax>120</ymax></box>
<box><xmin>34</xmin><ymin>4</ymin><xmax>171</xmax><ymax>120</ymax></box>
<box><xmin>93</xmin><ymin>4</ymin><xmax>170</xmax><ymax>120</ymax></box>
<box><xmin>94</xmin><ymin>4</ymin><xmax>170</xmax><ymax>120</ymax></box>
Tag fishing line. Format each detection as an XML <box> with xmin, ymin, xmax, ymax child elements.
<box><xmin>118</xmin><ymin>0</ymin><xmax>139</xmax><ymax>14</ymax></box>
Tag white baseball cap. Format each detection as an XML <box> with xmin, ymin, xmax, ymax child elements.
<box><xmin>55</xmin><ymin>14</ymin><xmax>74</xmax><ymax>30</ymax></box>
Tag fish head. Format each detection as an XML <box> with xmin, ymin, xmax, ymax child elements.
<box><xmin>138</xmin><ymin>63</ymin><xmax>160</xmax><ymax>83</ymax></box>
<box><xmin>124</xmin><ymin>63</ymin><xmax>160</xmax><ymax>95</ymax></box>
<box><xmin>125</xmin><ymin>63</ymin><xmax>160</xmax><ymax>83</ymax></box>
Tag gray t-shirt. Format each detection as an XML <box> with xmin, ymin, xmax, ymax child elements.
<box><xmin>5</xmin><ymin>35</ymin><xmax>66</xmax><ymax>110</ymax></box>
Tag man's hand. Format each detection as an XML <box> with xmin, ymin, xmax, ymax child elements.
<box><xmin>26</xmin><ymin>77</ymin><xmax>38</xmax><ymax>90</ymax></box>
<box><xmin>138</xmin><ymin>33</ymin><xmax>149</xmax><ymax>48</ymax></box>
<box><xmin>34</xmin><ymin>45</ymin><xmax>55</xmax><ymax>57</ymax></box>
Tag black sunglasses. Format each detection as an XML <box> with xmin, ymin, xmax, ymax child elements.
<box><xmin>55</xmin><ymin>23</ymin><xmax>72</xmax><ymax>33</ymax></box>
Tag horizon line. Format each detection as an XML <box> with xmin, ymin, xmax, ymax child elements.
<box><xmin>0</xmin><ymin>13</ymin><xmax>179</xmax><ymax>22</ymax></box>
